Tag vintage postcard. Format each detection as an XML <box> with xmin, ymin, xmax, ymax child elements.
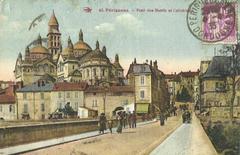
<box><xmin>0</xmin><ymin>0</ymin><xmax>239</xmax><ymax>155</ymax></box>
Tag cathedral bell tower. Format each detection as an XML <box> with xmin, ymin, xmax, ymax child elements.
<box><xmin>47</xmin><ymin>10</ymin><xmax>61</xmax><ymax>61</ymax></box>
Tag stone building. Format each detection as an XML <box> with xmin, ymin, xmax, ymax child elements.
<box><xmin>51</xmin><ymin>82</ymin><xmax>87</xmax><ymax>112</ymax></box>
<box><xmin>127</xmin><ymin>59</ymin><xmax>169</xmax><ymax>115</ymax></box>
<box><xmin>84</xmin><ymin>85</ymin><xmax>134</xmax><ymax>118</ymax></box>
<box><xmin>16</xmin><ymin>80</ymin><xmax>53</xmax><ymax>120</ymax></box>
<box><xmin>0</xmin><ymin>85</ymin><xmax>17</xmax><ymax>120</ymax></box>
<box><xmin>14</xmin><ymin>11</ymin><xmax>124</xmax><ymax>86</ymax></box>
<box><xmin>201</xmin><ymin>56</ymin><xmax>240</xmax><ymax>119</ymax></box>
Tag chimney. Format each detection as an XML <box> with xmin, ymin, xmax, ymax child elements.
<box><xmin>150</xmin><ymin>60</ymin><xmax>152</xmax><ymax>66</ymax></box>
<box><xmin>154</xmin><ymin>60</ymin><xmax>158</xmax><ymax>69</ymax></box>
<box><xmin>134</xmin><ymin>58</ymin><xmax>136</xmax><ymax>64</ymax></box>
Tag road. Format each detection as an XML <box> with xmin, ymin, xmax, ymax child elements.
<box><xmin>150</xmin><ymin>114</ymin><xmax>218</xmax><ymax>155</ymax></box>
<box><xmin>150</xmin><ymin>123</ymin><xmax>193</xmax><ymax>155</ymax></box>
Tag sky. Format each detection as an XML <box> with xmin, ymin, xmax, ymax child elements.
<box><xmin>0</xmin><ymin>0</ymin><xmax>239</xmax><ymax>81</ymax></box>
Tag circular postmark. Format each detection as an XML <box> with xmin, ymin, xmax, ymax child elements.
<box><xmin>187</xmin><ymin>0</ymin><xmax>236</xmax><ymax>43</ymax></box>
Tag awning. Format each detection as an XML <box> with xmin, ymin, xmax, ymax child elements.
<box><xmin>136</xmin><ymin>103</ymin><xmax>149</xmax><ymax>113</ymax></box>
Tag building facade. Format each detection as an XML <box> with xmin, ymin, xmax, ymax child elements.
<box><xmin>0</xmin><ymin>85</ymin><xmax>17</xmax><ymax>120</ymax></box>
<box><xmin>201</xmin><ymin>56</ymin><xmax>240</xmax><ymax>120</ymax></box>
<box><xmin>14</xmin><ymin>11</ymin><xmax>124</xmax><ymax>87</ymax></box>
<box><xmin>127</xmin><ymin>59</ymin><xmax>169</xmax><ymax>115</ymax></box>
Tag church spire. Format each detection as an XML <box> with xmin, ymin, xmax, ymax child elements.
<box><xmin>115</xmin><ymin>54</ymin><xmax>119</xmax><ymax>63</ymax></box>
<box><xmin>68</xmin><ymin>36</ymin><xmax>73</xmax><ymax>49</ymax></box>
<box><xmin>102</xmin><ymin>46</ymin><xmax>106</xmax><ymax>55</ymax></box>
<box><xmin>37</xmin><ymin>34</ymin><xmax>42</xmax><ymax>45</ymax></box>
<box><xmin>96</xmin><ymin>40</ymin><xmax>100</xmax><ymax>49</ymax></box>
<box><xmin>79</xmin><ymin>29</ymin><xmax>83</xmax><ymax>41</ymax></box>
<box><xmin>48</xmin><ymin>10</ymin><xmax>59</xmax><ymax>26</ymax></box>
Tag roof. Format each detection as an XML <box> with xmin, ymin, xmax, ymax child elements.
<box><xmin>30</xmin><ymin>45</ymin><xmax>49</xmax><ymax>54</ymax></box>
<box><xmin>113</xmin><ymin>62</ymin><xmax>123</xmax><ymax>70</ymax></box>
<box><xmin>73</xmin><ymin>41</ymin><xmax>92</xmax><ymax>51</ymax></box>
<box><xmin>127</xmin><ymin>64</ymin><xmax>152</xmax><ymax>75</ymax></box>
<box><xmin>0</xmin><ymin>85</ymin><xmax>15</xmax><ymax>104</ymax></box>
<box><xmin>17</xmin><ymin>82</ymin><xmax>54</xmax><ymax>92</ymax></box>
<box><xmin>81</xmin><ymin>48</ymin><xmax>110</xmax><ymax>63</ymax></box>
<box><xmin>52</xmin><ymin>82</ymin><xmax>88</xmax><ymax>91</ymax></box>
<box><xmin>203</xmin><ymin>56</ymin><xmax>231</xmax><ymax>78</ymax></box>
<box><xmin>0</xmin><ymin>95</ymin><xmax>15</xmax><ymax>104</ymax></box>
<box><xmin>85</xmin><ymin>85</ymin><xmax>134</xmax><ymax>93</ymax></box>
<box><xmin>178</xmin><ymin>71</ymin><xmax>199</xmax><ymax>77</ymax></box>
<box><xmin>48</xmin><ymin>11</ymin><xmax>58</xmax><ymax>26</ymax></box>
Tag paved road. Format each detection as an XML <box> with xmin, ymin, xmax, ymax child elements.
<box><xmin>150</xmin><ymin>123</ymin><xmax>193</xmax><ymax>155</ymax></box>
<box><xmin>150</xmin><ymin>114</ymin><xmax>218</xmax><ymax>155</ymax></box>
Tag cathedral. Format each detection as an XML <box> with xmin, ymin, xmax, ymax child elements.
<box><xmin>14</xmin><ymin>11</ymin><xmax>124</xmax><ymax>86</ymax></box>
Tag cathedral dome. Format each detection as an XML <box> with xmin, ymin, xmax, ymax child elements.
<box><xmin>73</xmin><ymin>41</ymin><xmax>92</xmax><ymax>51</ymax></box>
<box><xmin>73</xmin><ymin>29</ymin><xmax>92</xmax><ymax>55</ymax></box>
<box><xmin>30</xmin><ymin>45</ymin><xmax>49</xmax><ymax>54</ymax></box>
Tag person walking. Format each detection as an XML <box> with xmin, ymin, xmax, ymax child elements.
<box><xmin>128</xmin><ymin>113</ymin><xmax>132</xmax><ymax>128</ymax></box>
<box><xmin>123</xmin><ymin>111</ymin><xmax>127</xmax><ymax>128</ymax></box>
<box><xmin>99</xmin><ymin>113</ymin><xmax>107</xmax><ymax>134</ymax></box>
<box><xmin>108</xmin><ymin>118</ymin><xmax>113</xmax><ymax>134</ymax></box>
<box><xmin>116</xmin><ymin>111</ymin><xmax>123</xmax><ymax>133</ymax></box>
<box><xmin>131</xmin><ymin>111</ymin><xmax>137</xmax><ymax>128</ymax></box>
<box><xmin>159</xmin><ymin>112</ymin><xmax>165</xmax><ymax>126</ymax></box>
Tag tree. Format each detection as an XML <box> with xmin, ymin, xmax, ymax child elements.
<box><xmin>219</xmin><ymin>42</ymin><xmax>240</xmax><ymax>123</ymax></box>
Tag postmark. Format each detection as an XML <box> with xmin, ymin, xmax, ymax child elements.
<box><xmin>187</xmin><ymin>0</ymin><xmax>237</xmax><ymax>44</ymax></box>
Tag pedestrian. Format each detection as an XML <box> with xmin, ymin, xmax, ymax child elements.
<box><xmin>108</xmin><ymin>118</ymin><xmax>113</xmax><ymax>134</ymax></box>
<box><xmin>99</xmin><ymin>113</ymin><xmax>107</xmax><ymax>134</ymax></box>
<box><xmin>159</xmin><ymin>112</ymin><xmax>165</xmax><ymax>126</ymax></box>
<box><xmin>128</xmin><ymin>113</ymin><xmax>132</xmax><ymax>128</ymax></box>
<box><xmin>131</xmin><ymin>111</ymin><xmax>137</xmax><ymax>128</ymax></box>
<box><xmin>116</xmin><ymin>111</ymin><xmax>123</xmax><ymax>133</ymax></box>
<box><xmin>123</xmin><ymin>111</ymin><xmax>127</xmax><ymax>128</ymax></box>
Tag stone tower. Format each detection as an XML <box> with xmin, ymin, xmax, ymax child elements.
<box><xmin>47</xmin><ymin>10</ymin><xmax>61</xmax><ymax>61</ymax></box>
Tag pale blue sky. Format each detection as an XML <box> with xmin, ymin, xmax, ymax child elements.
<box><xmin>0</xmin><ymin>0</ymin><xmax>239</xmax><ymax>80</ymax></box>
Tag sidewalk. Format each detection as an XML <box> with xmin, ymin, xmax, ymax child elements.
<box><xmin>150</xmin><ymin>114</ymin><xmax>218</xmax><ymax>155</ymax></box>
<box><xmin>21</xmin><ymin>116</ymin><xmax>181</xmax><ymax>155</ymax></box>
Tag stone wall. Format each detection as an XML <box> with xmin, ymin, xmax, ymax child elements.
<box><xmin>0</xmin><ymin>120</ymin><xmax>100</xmax><ymax>148</ymax></box>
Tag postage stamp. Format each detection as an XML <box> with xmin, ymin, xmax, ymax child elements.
<box><xmin>187</xmin><ymin>0</ymin><xmax>237</xmax><ymax>44</ymax></box>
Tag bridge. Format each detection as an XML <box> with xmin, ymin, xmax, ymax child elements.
<box><xmin>0</xmin><ymin>112</ymin><xmax>217</xmax><ymax>155</ymax></box>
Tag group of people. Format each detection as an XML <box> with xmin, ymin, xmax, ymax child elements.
<box><xmin>116</xmin><ymin>111</ymin><xmax>137</xmax><ymax>134</ymax></box>
<box><xmin>98</xmin><ymin>111</ymin><xmax>137</xmax><ymax>134</ymax></box>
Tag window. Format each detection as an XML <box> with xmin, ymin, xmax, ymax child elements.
<box><xmin>23</xmin><ymin>104</ymin><xmax>28</xmax><ymax>113</ymax></box>
<box><xmin>0</xmin><ymin>105</ymin><xmax>2</xmax><ymax>112</ymax></box>
<box><xmin>73</xmin><ymin>65</ymin><xmax>75</xmax><ymax>70</ymax></box>
<box><xmin>67</xmin><ymin>92</ymin><xmax>70</xmax><ymax>98</ymax></box>
<box><xmin>92</xmin><ymin>100</ymin><xmax>98</xmax><ymax>107</ymax></box>
<box><xmin>9</xmin><ymin>105</ymin><xmax>13</xmax><ymax>112</ymax></box>
<box><xmin>140</xmin><ymin>76</ymin><xmax>145</xmax><ymax>85</ymax></box>
<box><xmin>93</xmin><ymin>68</ymin><xmax>96</xmax><ymax>76</ymax></box>
<box><xmin>40</xmin><ymin>93</ymin><xmax>44</xmax><ymax>99</ymax></box>
<box><xmin>23</xmin><ymin>93</ymin><xmax>27</xmax><ymax>100</ymax></box>
<box><xmin>58</xmin><ymin>92</ymin><xmax>61</xmax><ymax>98</ymax></box>
<box><xmin>75</xmin><ymin>92</ymin><xmax>78</xmax><ymax>98</ymax></box>
<box><xmin>102</xmin><ymin>69</ymin><xmax>105</xmax><ymax>76</ymax></box>
<box><xmin>87</xmin><ymin>69</ymin><xmax>89</xmax><ymax>77</ymax></box>
<box><xmin>41</xmin><ymin>103</ymin><xmax>45</xmax><ymax>112</ymax></box>
<box><xmin>140</xmin><ymin>90</ymin><xmax>145</xmax><ymax>99</ymax></box>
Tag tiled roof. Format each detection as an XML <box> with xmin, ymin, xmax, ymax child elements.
<box><xmin>0</xmin><ymin>85</ymin><xmax>15</xmax><ymax>104</ymax></box>
<box><xmin>17</xmin><ymin>82</ymin><xmax>54</xmax><ymax>92</ymax></box>
<box><xmin>179</xmin><ymin>71</ymin><xmax>199</xmax><ymax>77</ymax></box>
<box><xmin>203</xmin><ymin>56</ymin><xmax>231</xmax><ymax>78</ymax></box>
<box><xmin>85</xmin><ymin>85</ymin><xmax>134</xmax><ymax>93</ymax></box>
<box><xmin>52</xmin><ymin>82</ymin><xmax>88</xmax><ymax>91</ymax></box>
<box><xmin>0</xmin><ymin>95</ymin><xmax>15</xmax><ymax>104</ymax></box>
